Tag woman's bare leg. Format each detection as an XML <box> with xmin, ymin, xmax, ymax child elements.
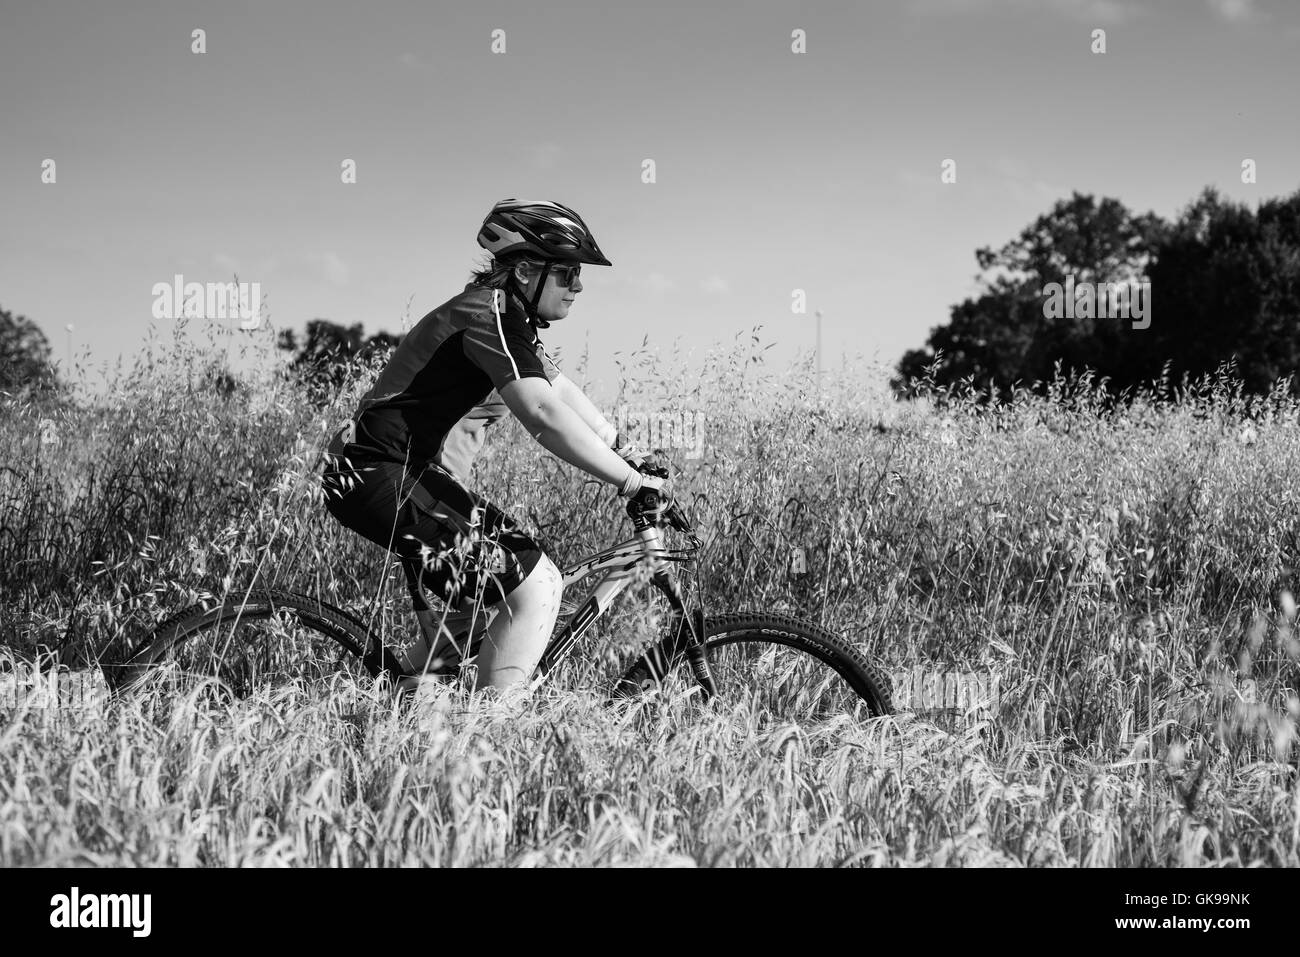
<box><xmin>469</xmin><ymin>553</ymin><xmax>562</xmax><ymax>691</ymax></box>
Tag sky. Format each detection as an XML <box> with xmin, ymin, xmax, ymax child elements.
<box><xmin>2</xmin><ymin>0</ymin><xmax>1298</xmax><ymax>398</ymax></box>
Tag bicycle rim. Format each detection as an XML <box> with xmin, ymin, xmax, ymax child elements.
<box><xmin>626</xmin><ymin>613</ymin><xmax>893</xmax><ymax>724</ymax></box>
<box><xmin>112</xmin><ymin>592</ymin><xmax>372</xmax><ymax>701</ymax></box>
<box><xmin>703</xmin><ymin>637</ymin><xmax>880</xmax><ymax>724</ymax></box>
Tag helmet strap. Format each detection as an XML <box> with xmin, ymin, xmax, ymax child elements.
<box><xmin>529</xmin><ymin>262</ymin><xmax>552</xmax><ymax>329</ymax></box>
<box><xmin>506</xmin><ymin>262</ymin><xmax>553</xmax><ymax>330</ymax></box>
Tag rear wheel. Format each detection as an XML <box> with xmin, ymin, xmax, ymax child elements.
<box><xmin>106</xmin><ymin>591</ymin><xmax>374</xmax><ymax>700</ymax></box>
<box><xmin>616</xmin><ymin>612</ymin><xmax>893</xmax><ymax>722</ymax></box>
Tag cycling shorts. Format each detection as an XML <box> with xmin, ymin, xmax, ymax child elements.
<box><xmin>321</xmin><ymin>442</ymin><xmax>543</xmax><ymax>608</ymax></box>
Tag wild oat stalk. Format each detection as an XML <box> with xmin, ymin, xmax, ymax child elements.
<box><xmin>1</xmin><ymin>336</ymin><xmax>1296</xmax><ymax>865</ymax></box>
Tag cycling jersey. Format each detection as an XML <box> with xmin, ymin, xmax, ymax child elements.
<box><xmin>329</xmin><ymin>282</ymin><xmax>560</xmax><ymax>471</ymax></box>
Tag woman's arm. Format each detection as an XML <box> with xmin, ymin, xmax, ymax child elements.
<box><xmin>549</xmin><ymin>373</ymin><xmax>618</xmax><ymax>447</ymax></box>
<box><xmin>499</xmin><ymin>377</ymin><xmax>638</xmax><ymax>490</ymax></box>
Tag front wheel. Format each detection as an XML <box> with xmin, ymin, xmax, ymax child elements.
<box><xmin>616</xmin><ymin>612</ymin><xmax>893</xmax><ymax>722</ymax></box>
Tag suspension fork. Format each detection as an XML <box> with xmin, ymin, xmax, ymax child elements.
<box><xmin>635</xmin><ymin>525</ymin><xmax>715</xmax><ymax>698</ymax></box>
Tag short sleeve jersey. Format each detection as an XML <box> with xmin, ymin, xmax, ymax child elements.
<box><xmin>342</xmin><ymin>283</ymin><xmax>561</xmax><ymax>467</ymax></box>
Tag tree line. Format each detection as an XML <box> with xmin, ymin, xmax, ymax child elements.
<box><xmin>4</xmin><ymin>184</ymin><xmax>1299</xmax><ymax>403</ymax></box>
<box><xmin>895</xmin><ymin>186</ymin><xmax>1300</xmax><ymax>399</ymax></box>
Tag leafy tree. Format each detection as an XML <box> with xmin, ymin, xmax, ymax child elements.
<box><xmin>895</xmin><ymin>192</ymin><xmax>1167</xmax><ymax>398</ymax></box>
<box><xmin>0</xmin><ymin>306</ymin><xmax>60</xmax><ymax>396</ymax></box>
<box><xmin>277</xmin><ymin>319</ymin><xmax>401</xmax><ymax>398</ymax></box>
<box><xmin>897</xmin><ymin>186</ymin><xmax>1300</xmax><ymax>399</ymax></box>
<box><xmin>1139</xmin><ymin>188</ymin><xmax>1300</xmax><ymax>394</ymax></box>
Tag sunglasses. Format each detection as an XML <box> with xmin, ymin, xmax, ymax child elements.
<box><xmin>545</xmin><ymin>262</ymin><xmax>582</xmax><ymax>288</ymax></box>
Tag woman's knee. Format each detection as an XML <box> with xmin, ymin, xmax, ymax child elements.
<box><xmin>462</xmin><ymin>550</ymin><xmax>560</xmax><ymax>615</ymax></box>
<box><xmin>516</xmin><ymin>551</ymin><xmax>562</xmax><ymax>607</ymax></box>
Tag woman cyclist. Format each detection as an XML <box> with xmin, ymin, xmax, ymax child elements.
<box><xmin>321</xmin><ymin>199</ymin><xmax>669</xmax><ymax>694</ymax></box>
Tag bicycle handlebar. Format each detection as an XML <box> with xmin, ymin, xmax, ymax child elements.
<box><xmin>624</xmin><ymin>485</ymin><xmax>694</xmax><ymax>535</ymax></box>
<box><xmin>621</xmin><ymin>457</ymin><xmax>696</xmax><ymax>536</ymax></box>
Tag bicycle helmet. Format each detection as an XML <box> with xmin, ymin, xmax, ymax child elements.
<box><xmin>477</xmin><ymin>199</ymin><xmax>613</xmax><ymax>327</ymax></box>
<box><xmin>478</xmin><ymin>199</ymin><xmax>612</xmax><ymax>266</ymax></box>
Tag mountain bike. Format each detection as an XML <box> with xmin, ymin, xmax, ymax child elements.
<box><xmin>104</xmin><ymin>485</ymin><xmax>894</xmax><ymax>723</ymax></box>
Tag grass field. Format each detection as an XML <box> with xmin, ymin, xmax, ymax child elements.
<box><xmin>2</xmin><ymin>331</ymin><xmax>1298</xmax><ymax>866</ymax></box>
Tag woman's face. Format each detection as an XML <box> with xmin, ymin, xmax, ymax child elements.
<box><xmin>513</xmin><ymin>261</ymin><xmax>584</xmax><ymax>323</ymax></box>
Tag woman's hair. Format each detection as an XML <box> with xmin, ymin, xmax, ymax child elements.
<box><xmin>469</xmin><ymin>255</ymin><xmax>542</xmax><ymax>289</ymax></box>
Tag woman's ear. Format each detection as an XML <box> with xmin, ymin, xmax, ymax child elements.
<box><xmin>511</xmin><ymin>261</ymin><xmax>533</xmax><ymax>291</ymax></box>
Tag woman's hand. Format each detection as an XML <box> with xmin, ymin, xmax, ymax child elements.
<box><xmin>612</xmin><ymin>432</ymin><xmax>650</xmax><ymax>467</ymax></box>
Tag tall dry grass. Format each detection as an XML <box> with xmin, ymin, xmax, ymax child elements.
<box><xmin>0</xmin><ymin>330</ymin><xmax>1297</xmax><ymax>866</ymax></box>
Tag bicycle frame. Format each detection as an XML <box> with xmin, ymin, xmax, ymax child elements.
<box><xmin>530</xmin><ymin>523</ymin><xmax>698</xmax><ymax>691</ymax></box>
<box><xmin>392</xmin><ymin>493</ymin><xmax>715</xmax><ymax>696</ymax></box>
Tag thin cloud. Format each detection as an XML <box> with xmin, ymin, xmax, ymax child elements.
<box><xmin>991</xmin><ymin>155</ymin><xmax>1067</xmax><ymax>205</ymax></box>
<box><xmin>1052</xmin><ymin>0</ymin><xmax>1135</xmax><ymax>23</ymax></box>
<box><xmin>309</xmin><ymin>252</ymin><xmax>350</xmax><ymax>286</ymax></box>
<box><xmin>620</xmin><ymin>272</ymin><xmax>676</xmax><ymax>297</ymax></box>
<box><xmin>908</xmin><ymin>0</ymin><xmax>1136</xmax><ymax>24</ymax></box>
<box><xmin>1206</xmin><ymin>0</ymin><xmax>1256</xmax><ymax>21</ymax></box>
<box><xmin>896</xmin><ymin>167</ymin><xmax>937</xmax><ymax>190</ymax></box>
<box><xmin>701</xmin><ymin>275</ymin><xmax>730</xmax><ymax>294</ymax></box>
<box><xmin>530</xmin><ymin>142</ymin><xmax>562</xmax><ymax>169</ymax></box>
<box><xmin>892</xmin><ymin>158</ymin><xmax>1064</xmax><ymax>203</ymax></box>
